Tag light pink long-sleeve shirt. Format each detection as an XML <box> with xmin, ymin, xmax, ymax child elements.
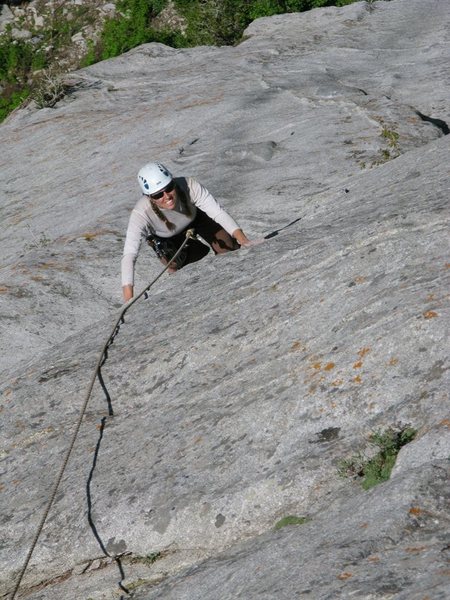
<box><xmin>121</xmin><ymin>177</ymin><xmax>240</xmax><ymax>286</ymax></box>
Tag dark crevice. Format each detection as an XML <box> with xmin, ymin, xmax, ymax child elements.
<box><xmin>415</xmin><ymin>110</ymin><xmax>449</xmax><ymax>136</ymax></box>
<box><xmin>87</xmin><ymin>416</ymin><xmax>129</xmax><ymax>597</ymax></box>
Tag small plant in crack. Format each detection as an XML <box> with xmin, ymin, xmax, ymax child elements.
<box><xmin>143</xmin><ymin>551</ymin><xmax>162</xmax><ymax>565</ymax></box>
<box><xmin>371</xmin><ymin>125</ymin><xmax>401</xmax><ymax>165</ymax></box>
<box><xmin>129</xmin><ymin>551</ymin><xmax>164</xmax><ymax>566</ymax></box>
<box><xmin>338</xmin><ymin>423</ymin><xmax>417</xmax><ymax>490</ymax></box>
<box><xmin>381</xmin><ymin>126</ymin><xmax>400</xmax><ymax>149</ymax></box>
<box><xmin>25</xmin><ymin>226</ymin><xmax>52</xmax><ymax>249</ymax></box>
<box><xmin>32</xmin><ymin>68</ymin><xmax>70</xmax><ymax>109</ymax></box>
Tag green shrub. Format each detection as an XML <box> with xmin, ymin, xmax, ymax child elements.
<box><xmin>338</xmin><ymin>424</ymin><xmax>417</xmax><ymax>490</ymax></box>
<box><xmin>0</xmin><ymin>0</ymin><xmax>367</xmax><ymax>121</ymax></box>
<box><xmin>91</xmin><ymin>0</ymin><xmax>183</xmax><ymax>62</ymax></box>
<box><xmin>0</xmin><ymin>86</ymin><xmax>30</xmax><ymax>121</ymax></box>
<box><xmin>0</xmin><ymin>35</ymin><xmax>47</xmax><ymax>120</ymax></box>
<box><xmin>174</xmin><ymin>0</ymin><xmax>363</xmax><ymax>47</ymax></box>
<box><xmin>32</xmin><ymin>69</ymin><xmax>69</xmax><ymax>109</ymax></box>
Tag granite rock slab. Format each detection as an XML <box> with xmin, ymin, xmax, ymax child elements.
<box><xmin>1</xmin><ymin>1</ymin><xmax>449</xmax><ymax>598</ymax></box>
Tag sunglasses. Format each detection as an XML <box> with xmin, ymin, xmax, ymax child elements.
<box><xmin>150</xmin><ymin>180</ymin><xmax>175</xmax><ymax>200</ymax></box>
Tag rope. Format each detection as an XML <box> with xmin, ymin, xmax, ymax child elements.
<box><xmin>10</xmin><ymin>229</ymin><xmax>196</xmax><ymax>600</ymax></box>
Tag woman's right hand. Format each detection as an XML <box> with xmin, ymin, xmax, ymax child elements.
<box><xmin>122</xmin><ymin>285</ymin><xmax>134</xmax><ymax>302</ymax></box>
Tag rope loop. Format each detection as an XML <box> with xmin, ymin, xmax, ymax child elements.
<box><xmin>10</xmin><ymin>229</ymin><xmax>195</xmax><ymax>600</ymax></box>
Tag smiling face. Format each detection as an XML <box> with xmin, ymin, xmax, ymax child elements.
<box><xmin>150</xmin><ymin>180</ymin><xmax>177</xmax><ymax>210</ymax></box>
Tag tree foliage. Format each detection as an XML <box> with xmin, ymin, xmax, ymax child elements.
<box><xmin>95</xmin><ymin>0</ymin><xmax>362</xmax><ymax>57</ymax></box>
<box><xmin>0</xmin><ymin>35</ymin><xmax>46</xmax><ymax>120</ymax></box>
<box><xmin>1</xmin><ymin>0</ymin><xmax>363</xmax><ymax>120</ymax></box>
<box><xmin>174</xmin><ymin>0</ymin><xmax>358</xmax><ymax>46</ymax></box>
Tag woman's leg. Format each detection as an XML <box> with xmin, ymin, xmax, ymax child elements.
<box><xmin>192</xmin><ymin>209</ymin><xmax>240</xmax><ymax>254</ymax></box>
<box><xmin>146</xmin><ymin>209</ymin><xmax>239</xmax><ymax>271</ymax></box>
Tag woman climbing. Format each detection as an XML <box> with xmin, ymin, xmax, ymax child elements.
<box><xmin>121</xmin><ymin>162</ymin><xmax>255</xmax><ymax>302</ymax></box>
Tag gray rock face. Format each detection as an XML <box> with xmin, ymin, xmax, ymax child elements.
<box><xmin>0</xmin><ymin>5</ymin><xmax>14</xmax><ymax>30</ymax></box>
<box><xmin>1</xmin><ymin>1</ymin><xmax>449</xmax><ymax>598</ymax></box>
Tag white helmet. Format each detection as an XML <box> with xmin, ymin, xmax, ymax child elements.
<box><xmin>137</xmin><ymin>162</ymin><xmax>173</xmax><ymax>195</ymax></box>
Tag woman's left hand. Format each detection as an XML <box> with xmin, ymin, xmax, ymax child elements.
<box><xmin>239</xmin><ymin>238</ymin><xmax>265</xmax><ymax>247</ymax></box>
<box><xmin>233</xmin><ymin>229</ymin><xmax>265</xmax><ymax>248</ymax></box>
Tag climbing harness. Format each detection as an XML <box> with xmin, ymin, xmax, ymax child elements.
<box><xmin>146</xmin><ymin>233</ymin><xmax>188</xmax><ymax>270</ymax></box>
<box><xmin>10</xmin><ymin>229</ymin><xmax>197</xmax><ymax>600</ymax></box>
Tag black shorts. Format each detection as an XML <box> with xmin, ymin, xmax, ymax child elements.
<box><xmin>147</xmin><ymin>208</ymin><xmax>239</xmax><ymax>268</ymax></box>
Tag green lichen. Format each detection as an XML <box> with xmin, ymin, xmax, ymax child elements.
<box><xmin>274</xmin><ymin>515</ymin><xmax>310</xmax><ymax>530</ymax></box>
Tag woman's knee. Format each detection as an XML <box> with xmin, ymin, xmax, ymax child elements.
<box><xmin>211</xmin><ymin>231</ymin><xmax>240</xmax><ymax>254</ymax></box>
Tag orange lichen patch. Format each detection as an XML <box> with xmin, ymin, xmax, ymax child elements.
<box><xmin>180</xmin><ymin>93</ymin><xmax>224</xmax><ymax>110</ymax></box>
<box><xmin>367</xmin><ymin>555</ymin><xmax>380</xmax><ymax>563</ymax></box>
<box><xmin>388</xmin><ymin>357</ymin><xmax>399</xmax><ymax>366</ymax></box>
<box><xmin>409</xmin><ymin>506</ymin><xmax>423</xmax><ymax>516</ymax></box>
<box><xmin>0</xmin><ymin>286</ymin><xmax>9</xmax><ymax>293</ymax></box>
<box><xmin>353</xmin><ymin>375</ymin><xmax>362</xmax><ymax>384</ymax></box>
<box><xmin>331</xmin><ymin>378</ymin><xmax>344</xmax><ymax>386</ymax></box>
<box><xmin>354</xmin><ymin>276</ymin><xmax>366</xmax><ymax>284</ymax></box>
<box><xmin>353</xmin><ymin>360</ymin><xmax>363</xmax><ymax>369</ymax></box>
<box><xmin>405</xmin><ymin>546</ymin><xmax>427</xmax><ymax>554</ymax></box>
<box><xmin>290</xmin><ymin>341</ymin><xmax>303</xmax><ymax>352</ymax></box>
<box><xmin>80</xmin><ymin>229</ymin><xmax>120</xmax><ymax>241</ymax></box>
<box><xmin>438</xmin><ymin>418</ymin><xmax>450</xmax><ymax>428</ymax></box>
<box><xmin>423</xmin><ymin>310</ymin><xmax>438</xmax><ymax>319</ymax></box>
<box><xmin>436</xmin><ymin>569</ymin><xmax>450</xmax><ymax>577</ymax></box>
<box><xmin>312</xmin><ymin>362</ymin><xmax>322</xmax><ymax>370</ymax></box>
<box><xmin>358</xmin><ymin>347</ymin><xmax>371</xmax><ymax>358</ymax></box>
<box><xmin>324</xmin><ymin>362</ymin><xmax>335</xmax><ymax>371</ymax></box>
<box><xmin>61</xmin><ymin>228</ymin><xmax>120</xmax><ymax>243</ymax></box>
<box><xmin>11</xmin><ymin>264</ymin><xmax>31</xmax><ymax>275</ymax></box>
<box><xmin>37</xmin><ymin>261</ymin><xmax>72</xmax><ymax>272</ymax></box>
<box><xmin>337</xmin><ymin>572</ymin><xmax>353</xmax><ymax>580</ymax></box>
<box><xmin>445</xmin><ymin>263</ymin><xmax>450</xmax><ymax>269</ymax></box>
<box><xmin>3</xmin><ymin>388</ymin><xmax>13</xmax><ymax>397</ymax></box>
<box><xmin>12</xmin><ymin>426</ymin><xmax>55</xmax><ymax>450</ymax></box>
<box><xmin>162</xmin><ymin>136</ymin><xmax>185</xmax><ymax>149</ymax></box>
<box><xmin>10</xmin><ymin>211</ymin><xmax>33</xmax><ymax>225</ymax></box>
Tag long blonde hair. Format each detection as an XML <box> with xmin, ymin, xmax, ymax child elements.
<box><xmin>150</xmin><ymin>199</ymin><xmax>176</xmax><ymax>231</ymax></box>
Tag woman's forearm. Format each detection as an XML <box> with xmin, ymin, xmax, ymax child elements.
<box><xmin>232</xmin><ymin>228</ymin><xmax>251</xmax><ymax>246</ymax></box>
